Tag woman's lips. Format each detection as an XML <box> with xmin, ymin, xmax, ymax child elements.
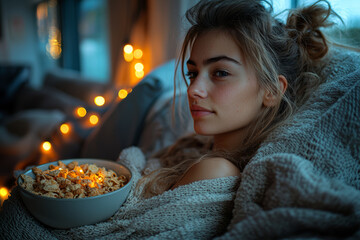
<box><xmin>190</xmin><ymin>105</ymin><xmax>214</xmax><ymax>118</ymax></box>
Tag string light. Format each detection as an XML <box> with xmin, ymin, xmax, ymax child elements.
<box><xmin>133</xmin><ymin>49</ymin><xmax>143</xmax><ymax>59</ymax></box>
<box><xmin>124</xmin><ymin>53</ymin><xmax>133</xmax><ymax>62</ymax></box>
<box><xmin>134</xmin><ymin>63</ymin><xmax>144</xmax><ymax>72</ymax></box>
<box><xmin>123</xmin><ymin>44</ymin><xmax>134</xmax><ymax>62</ymax></box>
<box><xmin>0</xmin><ymin>187</ymin><xmax>9</xmax><ymax>205</ymax></box>
<box><xmin>89</xmin><ymin>114</ymin><xmax>99</xmax><ymax>125</ymax></box>
<box><xmin>123</xmin><ymin>44</ymin><xmax>133</xmax><ymax>54</ymax></box>
<box><xmin>135</xmin><ymin>70</ymin><xmax>145</xmax><ymax>78</ymax></box>
<box><xmin>94</xmin><ymin>96</ymin><xmax>105</xmax><ymax>106</ymax></box>
<box><xmin>122</xmin><ymin>44</ymin><xmax>147</xmax><ymax>83</ymax></box>
<box><xmin>42</xmin><ymin>141</ymin><xmax>52</xmax><ymax>151</ymax></box>
<box><xmin>0</xmin><ymin>187</ymin><xmax>8</xmax><ymax>198</ymax></box>
<box><xmin>11</xmin><ymin>75</ymin><xmax>138</xmax><ymax>192</ymax></box>
<box><xmin>118</xmin><ymin>89</ymin><xmax>128</xmax><ymax>99</ymax></box>
<box><xmin>60</xmin><ymin>123</ymin><xmax>70</xmax><ymax>134</ymax></box>
<box><xmin>76</xmin><ymin>107</ymin><xmax>87</xmax><ymax>117</ymax></box>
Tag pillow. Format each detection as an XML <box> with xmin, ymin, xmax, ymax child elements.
<box><xmin>138</xmin><ymin>89</ymin><xmax>194</xmax><ymax>158</ymax></box>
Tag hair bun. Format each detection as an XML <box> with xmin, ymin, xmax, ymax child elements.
<box><xmin>285</xmin><ymin>0</ymin><xmax>337</xmax><ymax>60</ymax></box>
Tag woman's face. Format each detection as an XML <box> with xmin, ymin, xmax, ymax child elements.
<box><xmin>187</xmin><ymin>29</ymin><xmax>265</xmax><ymax>138</ymax></box>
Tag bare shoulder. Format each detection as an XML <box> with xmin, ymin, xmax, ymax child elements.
<box><xmin>171</xmin><ymin>157</ymin><xmax>240</xmax><ymax>189</ymax></box>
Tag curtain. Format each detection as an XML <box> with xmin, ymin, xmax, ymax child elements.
<box><xmin>108</xmin><ymin>0</ymin><xmax>198</xmax><ymax>87</ymax></box>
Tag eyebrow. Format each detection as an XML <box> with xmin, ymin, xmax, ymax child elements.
<box><xmin>186</xmin><ymin>56</ymin><xmax>241</xmax><ymax>66</ymax></box>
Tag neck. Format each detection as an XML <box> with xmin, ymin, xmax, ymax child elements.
<box><xmin>212</xmin><ymin>128</ymin><xmax>247</xmax><ymax>152</ymax></box>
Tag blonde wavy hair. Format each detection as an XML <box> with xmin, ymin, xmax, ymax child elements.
<box><xmin>138</xmin><ymin>0</ymin><xmax>342</xmax><ymax>198</ymax></box>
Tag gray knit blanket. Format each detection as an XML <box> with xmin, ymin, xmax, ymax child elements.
<box><xmin>1</xmin><ymin>48</ymin><xmax>360</xmax><ymax>240</ymax></box>
<box><xmin>0</xmin><ymin>147</ymin><xmax>240</xmax><ymax>240</ymax></box>
<box><xmin>218</xmin><ymin>48</ymin><xmax>360</xmax><ymax>240</ymax></box>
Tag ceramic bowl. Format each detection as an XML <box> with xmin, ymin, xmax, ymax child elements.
<box><xmin>17</xmin><ymin>159</ymin><xmax>133</xmax><ymax>229</ymax></box>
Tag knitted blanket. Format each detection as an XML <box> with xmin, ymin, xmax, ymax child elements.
<box><xmin>218</xmin><ymin>48</ymin><xmax>360</xmax><ymax>239</ymax></box>
<box><xmin>0</xmin><ymin>147</ymin><xmax>240</xmax><ymax>240</ymax></box>
<box><xmin>1</xmin><ymin>48</ymin><xmax>360</xmax><ymax>240</ymax></box>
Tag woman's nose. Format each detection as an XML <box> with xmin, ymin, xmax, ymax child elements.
<box><xmin>187</xmin><ymin>77</ymin><xmax>208</xmax><ymax>99</ymax></box>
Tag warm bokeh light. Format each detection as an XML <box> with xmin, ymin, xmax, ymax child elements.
<box><xmin>0</xmin><ymin>187</ymin><xmax>8</xmax><ymax>198</ymax></box>
<box><xmin>47</xmin><ymin>39</ymin><xmax>62</xmax><ymax>59</ymax></box>
<box><xmin>123</xmin><ymin>44</ymin><xmax>133</xmax><ymax>54</ymax></box>
<box><xmin>134</xmin><ymin>63</ymin><xmax>144</xmax><ymax>72</ymax></box>
<box><xmin>124</xmin><ymin>52</ymin><xmax>134</xmax><ymax>62</ymax></box>
<box><xmin>76</xmin><ymin>107</ymin><xmax>87</xmax><ymax>117</ymax></box>
<box><xmin>42</xmin><ymin>141</ymin><xmax>52</xmax><ymax>151</ymax></box>
<box><xmin>60</xmin><ymin>123</ymin><xmax>70</xmax><ymax>134</ymax></box>
<box><xmin>36</xmin><ymin>2</ymin><xmax>48</xmax><ymax>20</ymax></box>
<box><xmin>89</xmin><ymin>114</ymin><xmax>99</xmax><ymax>125</ymax></box>
<box><xmin>118</xmin><ymin>89</ymin><xmax>128</xmax><ymax>99</ymax></box>
<box><xmin>94</xmin><ymin>96</ymin><xmax>105</xmax><ymax>106</ymax></box>
<box><xmin>46</xmin><ymin>27</ymin><xmax>62</xmax><ymax>59</ymax></box>
<box><xmin>134</xmin><ymin>49</ymin><xmax>143</xmax><ymax>59</ymax></box>
<box><xmin>135</xmin><ymin>70</ymin><xmax>145</xmax><ymax>79</ymax></box>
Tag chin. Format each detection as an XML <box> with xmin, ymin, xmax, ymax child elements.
<box><xmin>193</xmin><ymin>125</ymin><xmax>215</xmax><ymax>136</ymax></box>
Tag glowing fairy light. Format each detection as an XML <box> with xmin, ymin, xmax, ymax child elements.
<box><xmin>118</xmin><ymin>89</ymin><xmax>128</xmax><ymax>99</ymax></box>
<box><xmin>36</xmin><ymin>2</ymin><xmax>48</xmax><ymax>20</ymax></box>
<box><xmin>60</xmin><ymin>123</ymin><xmax>70</xmax><ymax>134</ymax></box>
<box><xmin>0</xmin><ymin>187</ymin><xmax>9</xmax><ymax>198</ymax></box>
<box><xmin>89</xmin><ymin>114</ymin><xmax>99</xmax><ymax>125</ymax></box>
<box><xmin>123</xmin><ymin>44</ymin><xmax>133</xmax><ymax>54</ymax></box>
<box><xmin>76</xmin><ymin>107</ymin><xmax>87</xmax><ymax>117</ymax></box>
<box><xmin>133</xmin><ymin>49</ymin><xmax>143</xmax><ymax>59</ymax></box>
<box><xmin>135</xmin><ymin>70</ymin><xmax>145</xmax><ymax>79</ymax></box>
<box><xmin>123</xmin><ymin>45</ymin><xmax>134</xmax><ymax>62</ymax></box>
<box><xmin>124</xmin><ymin>53</ymin><xmax>133</xmax><ymax>62</ymax></box>
<box><xmin>42</xmin><ymin>141</ymin><xmax>52</xmax><ymax>151</ymax></box>
<box><xmin>134</xmin><ymin>63</ymin><xmax>144</xmax><ymax>72</ymax></box>
<box><xmin>94</xmin><ymin>96</ymin><xmax>105</xmax><ymax>106</ymax></box>
<box><xmin>46</xmin><ymin>27</ymin><xmax>62</xmax><ymax>59</ymax></box>
<box><xmin>0</xmin><ymin>186</ymin><xmax>9</xmax><ymax>205</ymax></box>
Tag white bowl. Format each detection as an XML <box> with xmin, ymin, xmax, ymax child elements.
<box><xmin>17</xmin><ymin>159</ymin><xmax>133</xmax><ymax>229</ymax></box>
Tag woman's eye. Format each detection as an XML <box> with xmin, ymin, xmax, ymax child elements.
<box><xmin>213</xmin><ymin>70</ymin><xmax>229</xmax><ymax>78</ymax></box>
<box><xmin>186</xmin><ymin>71</ymin><xmax>197</xmax><ymax>81</ymax></box>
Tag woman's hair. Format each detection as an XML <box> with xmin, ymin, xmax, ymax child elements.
<box><xmin>138</xmin><ymin>0</ymin><xmax>340</xmax><ymax>198</ymax></box>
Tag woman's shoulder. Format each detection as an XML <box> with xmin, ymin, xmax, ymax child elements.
<box><xmin>192</xmin><ymin>157</ymin><xmax>240</xmax><ymax>178</ymax></box>
<box><xmin>171</xmin><ymin>157</ymin><xmax>240</xmax><ymax>189</ymax></box>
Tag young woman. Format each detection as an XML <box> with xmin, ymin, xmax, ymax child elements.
<box><xmin>139</xmin><ymin>0</ymin><xmax>342</xmax><ymax>198</ymax></box>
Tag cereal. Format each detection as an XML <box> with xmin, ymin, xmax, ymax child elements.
<box><xmin>20</xmin><ymin>161</ymin><xmax>128</xmax><ymax>199</ymax></box>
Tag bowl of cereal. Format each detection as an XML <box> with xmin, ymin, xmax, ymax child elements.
<box><xmin>17</xmin><ymin>159</ymin><xmax>133</xmax><ymax>229</ymax></box>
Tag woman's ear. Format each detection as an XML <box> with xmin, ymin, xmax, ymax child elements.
<box><xmin>263</xmin><ymin>75</ymin><xmax>288</xmax><ymax>107</ymax></box>
<box><xmin>278</xmin><ymin>75</ymin><xmax>288</xmax><ymax>94</ymax></box>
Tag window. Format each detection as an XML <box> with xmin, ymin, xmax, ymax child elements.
<box><xmin>36</xmin><ymin>0</ymin><xmax>61</xmax><ymax>68</ymax></box>
<box><xmin>36</xmin><ymin>0</ymin><xmax>110</xmax><ymax>83</ymax></box>
<box><xmin>268</xmin><ymin>0</ymin><xmax>360</xmax><ymax>47</ymax></box>
<box><xmin>78</xmin><ymin>0</ymin><xmax>110</xmax><ymax>83</ymax></box>
<box><xmin>290</xmin><ymin>0</ymin><xmax>360</xmax><ymax>47</ymax></box>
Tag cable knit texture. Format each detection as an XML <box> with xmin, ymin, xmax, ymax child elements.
<box><xmin>1</xmin><ymin>48</ymin><xmax>360</xmax><ymax>239</ymax></box>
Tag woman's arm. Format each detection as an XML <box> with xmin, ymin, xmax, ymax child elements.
<box><xmin>171</xmin><ymin>157</ymin><xmax>240</xmax><ymax>189</ymax></box>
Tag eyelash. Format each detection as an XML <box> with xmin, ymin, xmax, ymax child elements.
<box><xmin>185</xmin><ymin>69</ymin><xmax>230</xmax><ymax>82</ymax></box>
<box><xmin>185</xmin><ymin>71</ymin><xmax>197</xmax><ymax>82</ymax></box>
<box><xmin>213</xmin><ymin>70</ymin><xmax>229</xmax><ymax>78</ymax></box>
